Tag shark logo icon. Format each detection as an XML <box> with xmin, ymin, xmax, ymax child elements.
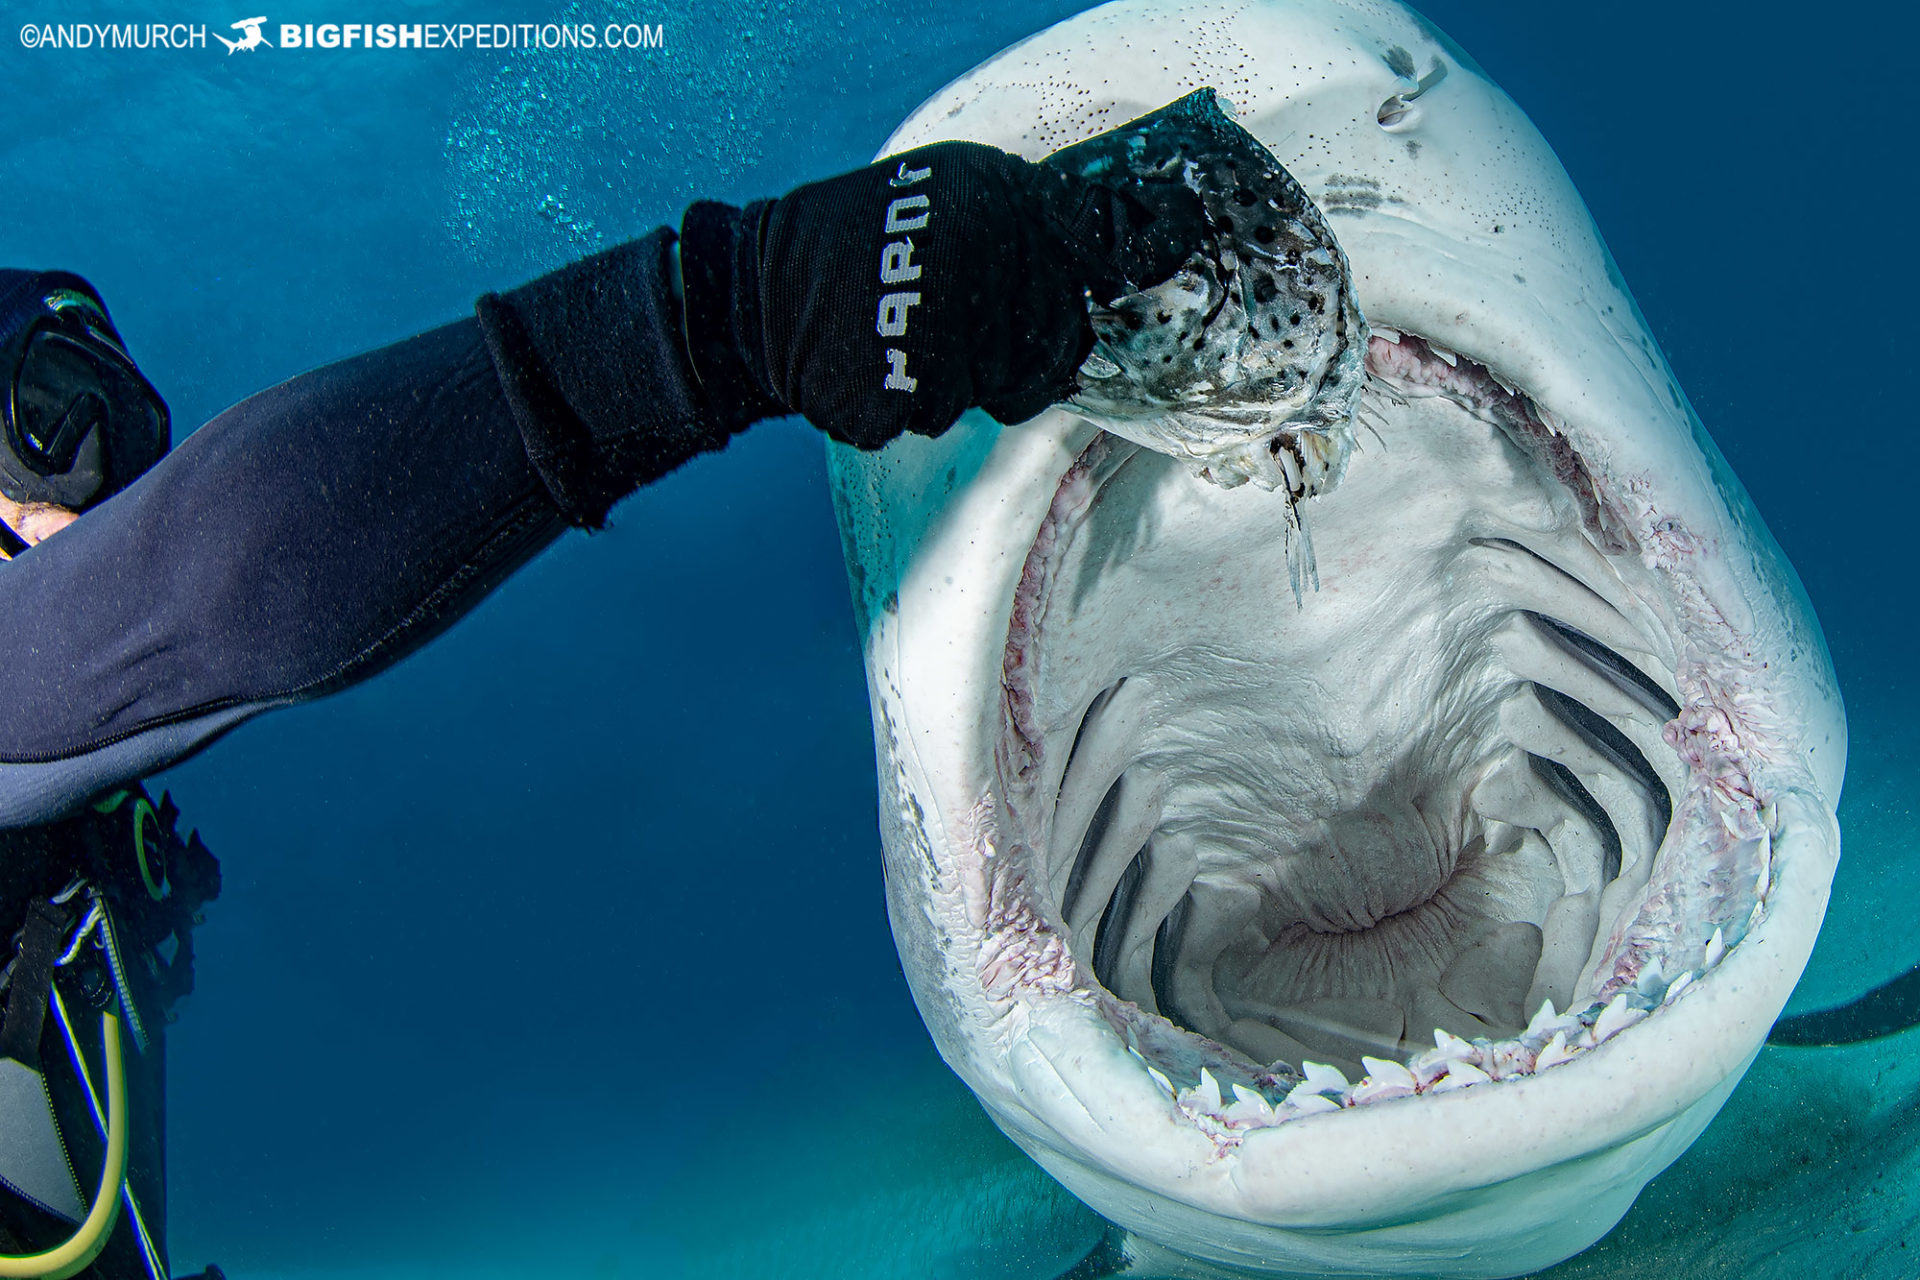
<box><xmin>214</xmin><ymin>15</ymin><xmax>269</xmax><ymax>53</ymax></box>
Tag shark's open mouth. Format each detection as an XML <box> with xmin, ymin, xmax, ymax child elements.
<box><xmin>838</xmin><ymin>4</ymin><xmax>1844</xmax><ymax>1270</ymax></box>
<box><xmin>990</xmin><ymin>330</ymin><xmax>1777</xmax><ymax>1130</ymax></box>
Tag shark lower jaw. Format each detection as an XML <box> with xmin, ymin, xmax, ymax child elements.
<box><xmin>952</xmin><ymin>328</ymin><xmax>1830</xmax><ymax>1270</ymax></box>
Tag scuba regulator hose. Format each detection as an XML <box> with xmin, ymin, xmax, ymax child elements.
<box><xmin>0</xmin><ymin>1013</ymin><xmax>127</xmax><ymax>1279</ymax></box>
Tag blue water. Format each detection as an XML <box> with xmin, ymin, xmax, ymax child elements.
<box><xmin>6</xmin><ymin>1</ymin><xmax>1916</xmax><ymax>1275</ymax></box>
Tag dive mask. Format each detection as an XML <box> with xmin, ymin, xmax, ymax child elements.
<box><xmin>0</xmin><ymin>270</ymin><xmax>170</xmax><ymax>512</ymax></box>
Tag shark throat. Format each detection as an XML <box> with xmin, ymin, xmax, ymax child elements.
<box><xmin>994</xmin><ymin>328</ymin><xmax>1773</xmax><ymax>1126</ymax></box>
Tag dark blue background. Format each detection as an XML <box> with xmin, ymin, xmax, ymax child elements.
<box><xmin>3</xmin><ymin>2</ymin><xmax>1913</xmax><ymax>1274</ymax></box>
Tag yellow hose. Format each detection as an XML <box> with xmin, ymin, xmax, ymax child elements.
<box><xmin>0</xmin><ymin>1013</ymin><xmax>127</xmax><ymax>1278</ymax></box>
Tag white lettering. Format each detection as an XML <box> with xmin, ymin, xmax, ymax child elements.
<box><xmin>884</xmin><ymin>195</ymin><xmax>930</xmax><ymax>234</ymax></box>
<box><xmin>604</xmin><ymin>23</ymin><xmax>664</xmax><ymax>48</ymax></box>
<box><xmin>883</xmin><ymin>349</ymin><xmax>917</xmax><ymax>392</ymax></box>
<box><xmin>879</xmin><ymin>239</ymin><xmax>921</xmax><ymax>285</ymax></box>
<box><xmin>876</xmin><ymin>292</ymin><xmax>922</xmax><ymax>338</ymax></box>
<box><xmin>888</xmin><ymin>162</ymin><xmax>931</xmax><ymax>188</ymax></box>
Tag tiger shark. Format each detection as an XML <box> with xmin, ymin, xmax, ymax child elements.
<box><xmin>826</xmin><ymin>1</ymin><xmax>1846</xmax><ymax>1275</ymax></box>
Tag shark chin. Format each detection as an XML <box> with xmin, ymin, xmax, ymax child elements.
<box><xmin>827</xmin><ymin>1</ymin><xmax>1847</xmax><ymax>1276</ymax></box>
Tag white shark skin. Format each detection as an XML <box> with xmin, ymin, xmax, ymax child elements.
<box><xmin>826</xmin><ymin>2</ymin><xmax>1846</xmax><ymax>1276</ymax></box>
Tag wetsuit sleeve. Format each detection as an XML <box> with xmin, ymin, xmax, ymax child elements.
<box><xmin>0</xmin><ymin>228</ymin><xmax>728</xmax><ymax>826</ymax></box>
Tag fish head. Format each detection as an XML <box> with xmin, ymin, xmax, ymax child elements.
<box><xmin>1056</xmin><ymin>88</ymin><xmax>1369</xmax><ymax>493</ymax></box>
<box><xmin>828</xmin><ymin>1</ymin><xmax>1846</xmax><ymax>1275</ymax></box>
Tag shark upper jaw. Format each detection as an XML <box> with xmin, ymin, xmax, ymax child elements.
<box><xmin>828</xmin><ymin>1</ymin><xmax>1846</xmax><ymax>1275</ymax></box>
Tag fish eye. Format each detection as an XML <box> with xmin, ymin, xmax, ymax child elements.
<box><xmin>1378</xmin><ymin>95</ymin><xmax>1420</xmax><ymax>131</ymax></box>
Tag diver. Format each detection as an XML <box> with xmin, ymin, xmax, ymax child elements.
<box><xmin>0</xmin><ymin>142</ymin><xmax>1205</xmax><ymax>1277</ymax></box>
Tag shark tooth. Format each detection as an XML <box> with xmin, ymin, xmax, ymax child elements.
<box><xmin>1535</xmin><ymin>1031</ymin><xmax>1578</xmax><ymax>1072</ymax></box>
<box><xmin>1704</xmin><ymin>927</ymin><xmax>1727</xmax><ymax>969</ymax></box>
<box><xmin>1352</xmin><ymin>1057</ymin><xmax>1418</xmax><ymax>1104</ymax></box>
<box><xmin>1299</xmin><ymin>1060</ymin><xmax>1352</xmax><ymax>1096</ymax></box>
<box><xmin>1591</xmin><ymin>994</ymin><xmax>1646</xmax><ymax>1045</ymax></box>
<box><xmin>1523</xmin><ymin>999</ymin><xmax>1563</xmax><ymax>1040</ymax></box>
<box><xmin>1430</xmin><ymin>1060</ymin><xmax>1492</xmax><ymax>1093</ymax></box>
<box><xmin>1224</xmin><ymin>1083</ymin><xmax>1278</xmax><ymax>1126</ymax></box>
<box><xmin>1188</xmin><ymin>1068</ymin><xmax>1224</xmax><ymax>1112</ymax></box>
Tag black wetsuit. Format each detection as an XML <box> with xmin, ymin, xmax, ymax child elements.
<box><xmin>0</xmin><ymin>131</ymin><xmax>1206</xmax><ymax>823</ymax></box>
<box><xmin>0</xmin><ymin>231</ymin><xmax>712</xmax><ymax>826</ymax></box>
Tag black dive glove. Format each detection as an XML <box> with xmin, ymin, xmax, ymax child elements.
<box><xmin>678</xmin><ymin>141</ymin><xmax>1204</xmax><ymax>449</ymax></box>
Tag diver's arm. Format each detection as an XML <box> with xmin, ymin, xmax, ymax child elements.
<box><xmin>0</xmin><ymin>145</ymin><xmax>1201</xmax><ymax>825</ymax></box>
<box><xmin>0</xmin><ymin>231</ymin><xmax>714</xmax><ymax>824</ymax></box>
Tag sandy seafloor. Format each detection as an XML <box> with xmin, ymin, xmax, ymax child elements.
<box><xmin>5</xmin><ymin>0</ymin><xmax>1917</xmax><ymax>1276</ymax></box>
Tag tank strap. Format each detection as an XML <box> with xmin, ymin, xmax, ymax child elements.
<box><xmin>0</xmin><ymin>900</ymin><xmax>70</xmax><ymax>1069</ymax></box>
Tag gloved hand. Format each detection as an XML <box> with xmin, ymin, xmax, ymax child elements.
<box><xmin>677</xmin><ymin>141</ymin><xmax>1205</xmax><ymax>449</ymax></box>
